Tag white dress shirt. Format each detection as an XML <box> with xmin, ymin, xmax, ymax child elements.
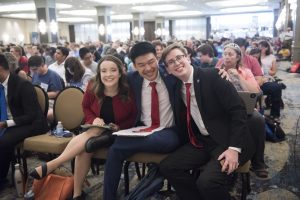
<box><xmin>48</xmin><ymin>61</ymin><xmax>66</xmax><ymax>83</ymax></box>
<box><xmin>141</xmin><ymin>72</ymin><xmax>174</xmax><ymax>128</ymax></box>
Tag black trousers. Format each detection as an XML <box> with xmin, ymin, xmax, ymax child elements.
<box><xmin>159</xmin><ymin>138</ymin><xmax>233</xmax><ymax>200</ymax></box>
<box><xmin>0</xmin><ymin>125</ymin><xmax>42</xmax><ymax>181</ymax></box>
<box><xmin>247</xmin><ymin>110</ymin><xmax>266</xmax><ymax>170</ymax></box>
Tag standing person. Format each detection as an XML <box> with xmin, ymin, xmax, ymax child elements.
<box><xmin>0</xmin><ymin>54</ymin><xmax>49</xmax><ymax>191</ymax></box>
<box><xmin>159</xmin><ymin>43</ymin><xmax>254</xmax><ymax>200</ymax></box>
<box><xmin>64</xmin><ymin>57</ymin><xmax>94</xmax><ymax>92</ymax></box>
<box><xmin>30</xmin><ymin>55</ymin><xmax>137</xmax><ymax>199</ymax></box>
<box><xmin>102</xmin><ymin>42</ymin><xmax>180</xmax><ymax>200</ymax></box>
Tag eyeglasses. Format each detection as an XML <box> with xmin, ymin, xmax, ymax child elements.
<box><xmin>166</xmin><ymin>55</ymin><xmax>185</xmax><ymax>67</ymax></box>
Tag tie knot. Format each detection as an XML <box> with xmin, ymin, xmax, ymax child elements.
<box><xmin>185</xmin><ymin>83</ymin><xmax>191</xmax><ymax>90</ymax></box>
<box><xmin>149</xmin><ymin>81</ymin><xmax>156</xmax><ymax>88</ymax></box>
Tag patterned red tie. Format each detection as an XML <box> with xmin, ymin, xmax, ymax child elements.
<box><xmin>138</xmin><ymin>82</ymin><xmax>160</xmax><ymax>132</ymax></box>
<box><xmin>185</xmin><ymin>83</ymin><xmax>202</xmax><ymax>148</ymax></box>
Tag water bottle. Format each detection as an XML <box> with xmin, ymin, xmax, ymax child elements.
<box><xmin>24</xmin><ymin>190</ymin><xmax>35</xmax><ymax>200</ymax></box>
<box><xmin>56</xmin><ymin>121</ymin><xmax>64</xmax><ymax>137</ymax></box>
<box><xmin>14</xmin><ymin>164</ymin><xmax>24</xmax><ymax>198</ymax></box>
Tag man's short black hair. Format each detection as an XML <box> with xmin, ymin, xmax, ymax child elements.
<box><xmin>234</xmin><ymin>38</ymin><xmax>248</xmax><ymax>48</ymax></box>
<box><xmin>197</xmin><ymin>44</ymin><xmax>214</xmax><ymax>58</ymax></box>
<box><xmin>0</xmin><ymin>53</ymin><xmax>9</xmax><ymax>70</ymax></box>
<box><xmin>79</xmin><ymin>47</ymin><xmax>90</xmax><ymax>59</ymax></box>
<box><xmin>57</xmin><ymin>46</ymin><xmax>69</xmax><ymax>57</ymax></box>
<box><xmin>28</xmin><ymin>55</ymin><xmax>45</xmax><ymax>67</ymax></box>
<box><xmin>129</xmin><ymin>42</ymin><xmax>156</xmax><ymax>63</ymax></box>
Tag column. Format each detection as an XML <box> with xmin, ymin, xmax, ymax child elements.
<box><xmin>34</xmin><ymin>0</ymin><xmax>58</xmax><ymax>43</ymax></box>
<box><xmin>96</xmin><ymin>6</ymin><xmax>112</xmax><ymax>42</ymax></box>
<box><xmin>131</xmin><ymin>13</ymin><xmax>144</xmax><ymax>41</ymax></box>
<box><xmin>155</xmin><ymin>17</ymin><xmax>164</xmax><ymax>39</ymax></box>
<box><xmin>206</xmin><ymin>17</ymin><xmax>211</xmax><ymax>39</ymax></box>
<box><xmin>292</xmin><ymin>0</ymin><xmax>300</xmax><ymax>62</ymax></box>
<box><xmin>273</xmin><ymin>9</ymin><xmax>280</xmax><ymax>37</ymax></box>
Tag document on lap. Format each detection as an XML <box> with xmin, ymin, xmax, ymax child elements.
<box><xmin>112</xmin><ymin>126</ymin><xmax>164</xmax><ymax>137</ymax></box>
<box><xmin>81</xmin><ymin>124</ymin><xmax>112</xmax><ymax>130</ymax></box>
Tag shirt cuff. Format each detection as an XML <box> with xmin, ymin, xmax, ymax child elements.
<box><xmin>6</xmin><ymin>120</ymin><xmax>16</xmax><ymax>127</ymax></box>
<box><xmin>229</xmin><ymin>147</ymin><xmax>241</xmax><ymax>153</ymax></box>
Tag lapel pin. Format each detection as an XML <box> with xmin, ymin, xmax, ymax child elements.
<box><xmin>197</xmin><ymin>79</ymin><xmax>200</xmax><ymax>83</ymax></box>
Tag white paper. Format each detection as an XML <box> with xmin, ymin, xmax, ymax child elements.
<box><xmin>112</xmin><ymin>126</ymin><xmax>164</xmax><ymax>137</ymax></box>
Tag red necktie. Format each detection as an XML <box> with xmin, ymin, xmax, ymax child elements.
<box><xmin>138</xmin><ymin>82</ymin><xmax>160</xmax><ymax>132</ymax></box>
<box><xmin>185</xmin><ymin>83</ymin><xmax>202</xmax><ymax>148</ymax></box>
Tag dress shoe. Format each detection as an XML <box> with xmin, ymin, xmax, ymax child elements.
<box><xmin>29</xmin><ymin>163</ymin><xmax>48</xmax><ymax>180</ymax></box>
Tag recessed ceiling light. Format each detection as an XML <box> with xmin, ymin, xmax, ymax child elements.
<box><xmin>88</xmin><ymin>0</ymin><xmax>178</xmax><ymax>4</ymax></box>
<box><xmin>158</xmin><ymin>11</ymin><xmax>202</xmax><ymax>17</ymax></box>
<box><xmin>57</xmin><ymin>17</ymin><xmax>94</xmax><ymax>23</ymax></box>
<box><xmin>132</xmin><ymin>4</ymin><xmax>185</xmax><ymax>12</ymax></box>
<box><xmin>2</xmin><ymin>13</ymin><xmax>36</xmax><ymax>19</ymax></box>
<box><xmin>220</xmin><ymin>6</ymin><xmax>270</xmax><ymax>13</ymax></box>
<box><xmin>206</xmin><ymin>0</ymin><xmax>267</xmax><ymax>8</ymax></box>
<box><xmin>59</xmin><ymin>10</ymin><xmax>97</xmax><ymax>16</ymax></box>
<box><xmin>0</xmin><ymin>3</ymin><xmax>72</xmax><ymax>12</ymax></box>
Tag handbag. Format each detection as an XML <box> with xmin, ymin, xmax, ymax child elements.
<box><xmin>33</xmin><ymin>173</ymin><xmax>74</xmax><ymax>200</ymax></box>
<box><xmin>265</xmin><ymin>116</ymin><xmax>285</xmax><ymax>142</ymax></box>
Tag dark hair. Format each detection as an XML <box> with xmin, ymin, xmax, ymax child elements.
<box><xmin>57</xmin><ymin>46</ymin><xmax>69</xmax><ymax>57</ymax></box>
<box><xmin>129</xmin><ymin>42</ymin><xmax>156</xmax><ymax>63</ymax></box>
<box><xmin>234</xmin><ymin>38</ymin><xmax>248</xmax><ymax>48</ymax></box>
<box><xmin>64</xmin><ymin>57</ymin><xmax>85</xmax><ymax>83</ymax></box>
<box><xmin>79</xmin><ymin>47</ymin><xmax>90</xmax><ymax>59</ymax></box>
<box><xmin>28</xmin><ymin>55</ymin><xmax>45</xmax><ymax>67</ymax></box>
<box><xmin>47</xmin><ymin>47</ymin><xmax>56</xmax><ymax>57</ymax></box>
<box><xmin>92</xmin><ymin>55</ymin><xmax>130</xmax><ymax>103</ymax></box>
<box><xmin>197</xmin><ymin>44</ymin><xmax>214</xmax><ymax>58</ymax></box>
<box><xmin>249</xmin><ymin>48</ymin><xmax>262</xmax><ymax>65</ymax></box>
<box><xmin>152</xmin><ymin>40</ymin><xmax>164</xmax><ymax>49</ymax></box>
<box><xmin>259</xmin><ymin>40</ymin><xmax>271</xmax><ymax>55</ymax></box>
<box><xmin>0</xmin><ymin>53</ymin><xmax>9</xmax><ymax>70</ymax></box>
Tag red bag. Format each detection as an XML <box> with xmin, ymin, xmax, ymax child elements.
<box><xmin>290</xmin><ymin>63</ymin><xmax>300</xmax><ymax>73</ymax></box>
<box><xmin>33</xmin><ymin>174</ymin><xmax>74</xmax><ymax>200</ymax></box>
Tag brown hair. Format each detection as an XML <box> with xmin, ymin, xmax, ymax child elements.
<box><xmin>92</xmin><ymin>55</ymin><xmax>130</xmax><ymax>103</ymax></box>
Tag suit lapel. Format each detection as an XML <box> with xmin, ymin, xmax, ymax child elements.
<box><xmin>7</xmin><ymin>74</ymin><xmax>15</xmax><ymax>109</ymax></box>
<box><xmin>193</xmin><ymin>67</ymin><xmax>203</xmax><ymax>115</ymax></box>
<box><xmin>135</xmin><ymin>73</ymin><xmax>143</xmax><ymax>121</ymax></box>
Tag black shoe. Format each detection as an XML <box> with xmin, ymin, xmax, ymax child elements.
<box><xmin>73</xmin><ymin>191</ymin><xmax>86</xmax><ymax>200</ymax></box>
<box><xmin>29</xmin><ymin>163</ymin><xmax>48</xmax><ymax>180</ymax></box>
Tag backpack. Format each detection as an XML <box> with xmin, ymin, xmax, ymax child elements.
<box><xmin>265</xmin><ymin>116</ymin><xmax>285</xmax><ymax>142</ymax></box>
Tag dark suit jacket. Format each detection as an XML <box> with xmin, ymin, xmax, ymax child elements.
<box><xmin>174</xmin><ymin>67</ymin><xmax>254</xmax><ymax>165</ymax></box>
<box><xmin>127</xmin><ymin>68</ymin><xmax>177</xmax><ymax>126</ymax></box>
<box><xmin>7</xmin><ymin>74</ymin><xmax>49</xmax><ymax>134</ymax></box>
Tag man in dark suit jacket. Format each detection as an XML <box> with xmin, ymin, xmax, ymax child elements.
<box><xmin>102</xmin><ymin>42</ymin><xmax>180</xmax><ymax>200</ymax></box>
<box><xmin>159</xmin><ymin>43</ymin><xmax>254</xmax><ymax>200</ymax></box>
<box><xmin>0</xmin><ymin>54</ymin><xmax>49</xmax><ymax>190</ymax></box>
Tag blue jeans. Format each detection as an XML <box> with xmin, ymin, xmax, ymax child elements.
<box><xmin>103</xmin><ymin>127</ymin><xmax>180</xmax><ymax>200</ymax></box>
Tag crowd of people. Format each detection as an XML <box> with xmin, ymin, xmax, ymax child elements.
<box><xmin>0</xmin><ymin>35</ymin><xmax>287</xmax><ymax>199</ymax></box>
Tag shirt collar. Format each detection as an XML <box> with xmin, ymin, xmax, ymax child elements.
<box><xmin>1</xmin><ymin>74</ymin><xmax>9</xmax><ymax>89</ymax></box>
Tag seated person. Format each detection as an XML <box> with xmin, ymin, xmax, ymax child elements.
<box><xmin>28</xmin><ymin>56</ymin><xmax>64</xmax><ymax>122</ymax></box>
<box><xmin>197</xmin><ymin>44</ymin><xmax>219</xmax><ymax>68</ymax></box>
<box><xmin>30</xmin><ymin>55</ymin><xmax>137</xmax><ymax>199</ymax></box>
<box><xmin>0</xmin><ymin>54</ymin><xmax>49</xmax><ymax>191</ymax></box>
<box><xmin>217</xmin><ymin>43</ymin><xmax>268</xmax><ymax>178</ymax></box>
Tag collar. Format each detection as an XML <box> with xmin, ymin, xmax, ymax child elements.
<box><xmin>1</xmin><ymin>74</ymin><xmax>9</xmax><ymax>88</ymax></box>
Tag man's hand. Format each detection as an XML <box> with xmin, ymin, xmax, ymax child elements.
<box><xmin>92</xmin><ymin>117</ymin><xmax>105</xmax><ymax>126</ymax></box>
<box><xmin>218</xmin><ymin>68</ymin><xmax>230</xmax><ymax>81</ymax></box>
<box><xmin>0</xmin><ymin>121</ymin><xmax>7</xmax><ymax>129</ymax></box>
<box><xmin>109</xmin><ymin>123</ymin><xmax>120</xmax><ymax>132</ymax></box>
<box><xmin>218</xmin><ymin>148</ymin><xmax>239</xmax><ymax>174</ymax></box>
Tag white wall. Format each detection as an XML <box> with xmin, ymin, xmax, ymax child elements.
<box><xmin>0</xmin><ymin>17</ymin><xmax>69</xmax><ymax>44</ymax></box>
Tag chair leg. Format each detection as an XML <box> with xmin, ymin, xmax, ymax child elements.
<box><xmin>240</xmin><ymin>172</ymin><xmax>250</xmax><ymax>200</ymax></box>
<box><xmin>142</xmin><ymin>163</ymin><xmax>146</xmax><ymax>177</ymax></box>
<box><xmin>123</xmin><ymin>161</ymin><xmax>131</xmax><ymax>195</ymax></box>
<box><xmin>134</xmin><ymin>162</ymin><xmax>142</xmax><ymax>180</ymax></box>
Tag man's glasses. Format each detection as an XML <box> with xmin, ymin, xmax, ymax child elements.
<box><xmin>166</xmin><ymin>55</ymin><xmax>185</xmax><ymax>67</ymax></box>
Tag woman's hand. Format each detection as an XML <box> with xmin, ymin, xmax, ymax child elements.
<box><xmin>227</xmin><ymin>68</ymin><xmax>239</xmax><ymax>76</ymax></box>
<box><xmin>92</xmin><ymin>117</ymin><xmax>105</xmax><ymax>126</ymax></box>
<box><xmin>109</xmin><ymin>123</ymin><xmax>120</xmax><ymax>132</ymax></box>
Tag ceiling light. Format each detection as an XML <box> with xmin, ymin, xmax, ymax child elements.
<box><xmin>111</xmin><ymin>15</ymin><xmax>132</xmax><ymax>20</ymax></box>
<box><xmin>206</xmin><ymin>0</ymin><xmax>267</xmax><ymax>8</ymax></box>
<box><xmin>59</xmin><ymin>10</ymin><xmax>97</xmax><ymax>16</ymax></box>
<box><xmin>57</xmin><ymin>17</ymin><xmax>94</xmax><ymax>23</ymax></box>
<box><xmin>132</xmin><ymin>5</ymin><xmax>185</xmax><ymax>12</ymax></box>
<box><xmin>158</xmin><ymin>11</ymin><xmax>202</xmax><ymax>17</ymax></box>
<box><xmin>220</xmin><ymin>6</ymin><xmax>270</xmax><ymax>13</ymax></box>
<box><xmin>2</xmin><ymin>13</ymin><xmax>36</xmax><ymax>19</ymax></box>
<box><xmin>87</xmin><ymin>0</ymin><xmax>178</xmax><ymax>5</ymax></box>
<box><xmin>0</xmin><ymin>3</ymin><xmax>72</xmax><ymax>12</ymax></box>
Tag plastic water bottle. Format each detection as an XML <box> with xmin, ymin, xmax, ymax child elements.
<box><xmin>14</xmin><ymin>164</ymin><xmax>24</xmax><ymax>198</ymax></box>
<box><xmin>56</xmin><ymin>121</ymin><xmax>64</xmax><ymax>137</ymax></box>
